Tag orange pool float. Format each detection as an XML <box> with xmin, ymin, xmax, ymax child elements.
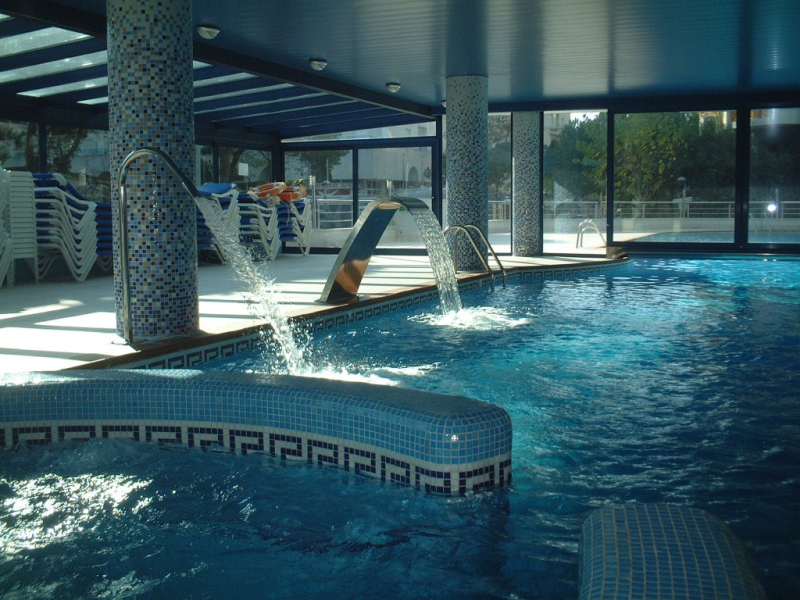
<box><xmin>251</xmin><ymin>182</ymin><xmax>285</xmax><ymax>199</ymax></box>
<box><xmin>279</xmin><ymin>186</ymin><xmax>307</xmax><ymax>202</ymax></box>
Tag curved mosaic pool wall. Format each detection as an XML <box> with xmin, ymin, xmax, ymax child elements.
<box><xmin>0</xmin><ymin>370</ymin><xmax>512</xmax><ymax>496</ymax></box>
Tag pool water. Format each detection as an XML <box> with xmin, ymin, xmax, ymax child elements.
<box><xmin>2</xmin><ymin>257</ymin><xmax>799</xmax><ymax>599</ymax></box>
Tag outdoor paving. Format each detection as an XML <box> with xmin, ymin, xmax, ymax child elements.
<box><xmin>0</xmin><ymin>253</ymin><xmax>609</xmax><ymax>373</ymax></box>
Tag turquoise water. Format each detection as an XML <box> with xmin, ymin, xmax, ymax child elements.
<box><xmin>2</xmin><ymin>258</ymin><xmax>799</xmax><ymax>599</ymax></box>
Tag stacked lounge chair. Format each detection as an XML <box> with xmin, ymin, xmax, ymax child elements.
<box><xmin>275</xmin><ymin>184</ymin><xmax>312</xmax><ymax>255</ymax></box>
<box><xmin>94</xmin><ymin>193</ymin><xmax>113</xmax><ymax>272</ymax></box>
<box><xmin>239</xmin><ymin>182</ymin><xmax>281</xmax><ymax>260</ymax></box>
<box><xmin>4</xmin><ymin>171</ymin><xmax>38</xmax><ymax>284</ymax></box>
<box><xmin>196</xmin><ymin>182</ymin><xmax>241</xmax><ymax>262</ymax></box>
<box><xmin>32</xmin><ymin>172</ymin><xmax>110</xmax><ymax>282</ymax></box>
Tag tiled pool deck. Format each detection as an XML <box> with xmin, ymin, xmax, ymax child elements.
<box><xmin>0</xmin><ymin>253</ymin><xmax>613</xmax><ymax>372</ymax></box>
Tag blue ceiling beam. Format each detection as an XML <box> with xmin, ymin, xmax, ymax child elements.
<box><xmin>193</xmin><ymin>42</ymin><xmax>433</xmax><ymax>119</ymax></box>
<box><xmin>252</xmin><ymin>107</ymin><xmax>403</xmax><ymax>131</ymax></box>
<box><xmin>234</xmin><ymin>105</ymin><xmax>389</xmax><ymax>130</ymax></box>
<box><xmin>196</xmin><ymin>94</ymin><xmax>352</xmax><ymax>125</ymax></box>
<box><xmin>0</xmin><ymin>63</ymin><xmax>107</xmax><ymax>95</ymax></box>
<box><xmin>0</xmin><ymin>16</ymin><xmax>43</xmax><ymax>37</ymax></box>
<box><xmin>194</xmin><ymin>85</ymin><xmax>313</xmax><ymax>114</ymax></box>
<box><xmin>193</xmin><ymin>75</ymin><xmax>284</xmax><ymax>99</ymax></box>
<box><xmin>274</xmin><ymin>113</ymin><xmax>431</xmax><ymax>140</ymax></box>
<box><xmin>0</xmin><ymin>0</ymin><xmax>106</xmax><ymax>37</ymax></box>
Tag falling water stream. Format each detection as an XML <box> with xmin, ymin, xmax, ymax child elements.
<box><xmin>195</xmin><ymin>196</ymin><xmax>311</xmax><ymax>374</ymax></box>
<box><xmin>407</xmin><ymin>205</ymin><xmax>463</xmax><ymax>313</ymax></box>
<box><xmin>196</xmin><ymin>195</ymin><xmax>463</xmax><ymax>374</ymax></box>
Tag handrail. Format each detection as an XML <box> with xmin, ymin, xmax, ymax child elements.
<box><xmin>463</xmin><ymin>224</ymin><xmax>506</xmax><ymax>288</ymax></box>
<box><xmin>443</xmin><ymin>224</ymin><xmax>506</xmax><ymax>290</ymax></box>
<box><xmin>118</xmin><ymin>147</ymin><xmax>201</xmax><ymax>344</ymax></box>
<box><xmin>576</xmin><ymin>218</ymin><xmax>606</xmax><ymax>248</ymax></box>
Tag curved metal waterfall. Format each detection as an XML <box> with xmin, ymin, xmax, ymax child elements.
<box><xmin>319</xmin><ymin>196</ymin><xmax>457</xmax><ymax>305</ymax></box>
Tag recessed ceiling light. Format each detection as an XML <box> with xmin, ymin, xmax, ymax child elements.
<box><xmin>196</xmin><ymin>25</ymin><xmax>220</xmax><ymax>40</ymax></box>
<box><xmin>386</xmin><ymin>82</ymin><xmax>401</xmax><ymax>93</ymax></box>
<box><xmin>309</xmin><ymin>58</ymin><xmax>328</xmax><ymax>71</ymax></box>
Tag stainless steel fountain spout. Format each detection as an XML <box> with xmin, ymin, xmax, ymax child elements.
<box><xmin>318</xmin><ymin>196</ymin><xmax>433</xmax><ymax>304</ymax></box>
<box><xmin>118</xmin><ymin>147</ymin><xmax>201</xmax><ymax>344</ymax></box>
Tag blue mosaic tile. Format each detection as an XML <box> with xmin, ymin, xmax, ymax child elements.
<box><xmin>579</xmin><ymin>503</ymin><xmax>765</xmax><ymax>600</ymax></box>
<box><xmin>0</xmin><ymin>370</ymin><xmax>513</xmax><ymax>495</ymax></box>
<box><xmin>107</xmin><ymin>0</ymin><xmax>197</xmax><ymax>341</ymax></box>
<box><xmin>446</xmin><ymin>75</ymin><xmax>489</xmax><ymax>269</ymax></box>
<box><xmin>512</xmin><ymin>112</ymin><xmax>543</xmax><ymax>256</ymax></box>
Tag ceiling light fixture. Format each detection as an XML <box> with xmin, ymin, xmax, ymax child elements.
<box><xmin>309</xmin><ymin>58</ymin><xmax>328</xmax><ymax>71</ymax></box>
<box><xmin>196</xmin><ymin>25</ymin><xmax>220</xmax><ymax>40</ymax></box>
<box><xmin>386</xmin><ymin>82</ymin><xmax>401</xmax><ymax>93</ymax></box>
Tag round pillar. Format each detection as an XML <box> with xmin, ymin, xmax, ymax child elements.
<box><xmin>445</xmin><ymin>75</ymin><xmax>489</xmax><ymax>270</ymax></box>
<box><xmin>512</xmin><ymin>112</ymin><xmax>543</xmax><ymax>256</ymax></box>
<box><xmin>108</xmin><ymin>0</ymin><xmax>198</xmax><ymax>342</ymax></box>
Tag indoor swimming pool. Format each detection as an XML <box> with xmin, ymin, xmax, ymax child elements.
<box><xmin>1</xmin><ymin>257</ymin><xmax>799</xmax><ymax>599</ymax></box>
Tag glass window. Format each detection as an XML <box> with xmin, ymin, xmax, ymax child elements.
<box><xmin>283</xmin><ymin>121</ymin><xmax>436</xmax><ymax>143</ymax></box>
<box><xmin>612</xmin><ymin>111</ymin><xmax>736</xmax><ymax>244</ymax></box>
<box><xmin>358</xmin><ymin>146</ymin><xmax>433</xmax><ymax>249</ymax></box>
<box><xmin>0</xmin><ymin>27</ymin><xmax>90</xmax><ymax>59</ymax></box>
<box><xmin>218</xmin><ymin>147</ymin><xmax>272</xmax><ymax>189</ymax></box>
<box><xmin>195</xmin><ymin>144</ymin><xmax>214</xmax><ymax>186</ymax></box>
<box><xmin>749</xmin><ymin>108</ymin><xmax>800</xmax><ymax>245</ymax></box>
<box><xmin>284</xmin><ymin>149</ymin><xmax>353</xmax><ymax>248</ymax></box>
<box><xmin>45</xmin><ymin>125</ymin><xmax>110</xmax><ymax>201</ymax></box>
<box><xmin>0</xmin><ymin>50</ymin><xmax>107</xmax><ymax>85</ymax></box>
<box><xmin>0</xmin><ymin>119</ymin><xmax>40</xmax><ymax>172</ymax></box>
<box><xmin>543</xmin><ymin>111</ymin><xmax>607</xmax><ymax>253</ymax></box>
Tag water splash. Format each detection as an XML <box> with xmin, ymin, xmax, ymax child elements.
<box><xmin>195</xmin><ymin>196</ymin><xmax>311</xmax><ymax>374</ymax></box>
<box><xmin>303</xmin><ymin>367</ymin><xmax>399</xmax><ymax>387</ymax></box>
<box><xmin>410</xmin><ymin>306</ymin><xmax>533</xmax><ymax>330</ymax></box>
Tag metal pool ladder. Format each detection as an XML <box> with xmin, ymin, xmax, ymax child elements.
<box><xmin>443</xmin><ymin>224</ymin><xmax>506</xmax><ymax>291</ymax></box>
<box><xmin>576</xmin><ymin>218</ymin><xmax>606</xmax><ymax>248</ymax></box>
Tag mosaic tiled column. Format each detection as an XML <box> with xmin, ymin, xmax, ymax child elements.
<box><xmin>108</xmin><ymin>0</ymin><xmax>198</xmax><ymax>341</ymax></box>
<box><xmin>445</xmin><ymin>75</ymin><xmax>488</xmax><ymax>270</ymax></box>
<box><xmin>512</xmin><ymin>112</ymin><xmax>543</xmax><ymax>256</ymax></box>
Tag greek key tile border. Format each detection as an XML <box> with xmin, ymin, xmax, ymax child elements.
<box><xmin>0</xmin><ymin>421</ymin><xmax>511</xmax><ymax>496</ymax></box>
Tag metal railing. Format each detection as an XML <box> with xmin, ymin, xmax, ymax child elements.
<box><xmin>118</xmin><ymin>147</ymin><xmax>201</xmax><ymax>344</ymax></box>
<box><xmin>489</xmin><ymin>199</ymin><xmax>510</xmax><ymax>220</ymax></box>
<box><xmin>443</xmin><ymin>224</ymin><xmax>506</xmax><ymax>290</ymax></box>
<box><xmin>576</xmin><ymin>219</ymin><xmax>606</xmax><ymax>248</ymax></box>
<box><xmin>544</xmin><ymin>199</ymin><xmax>800</xmax><ymax>220</ymax></box>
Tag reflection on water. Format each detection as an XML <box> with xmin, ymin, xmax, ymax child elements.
<box><xmin>2</xmin><ymin>258</ymin><xmax>799</xmax><ymax>599</ymax></box>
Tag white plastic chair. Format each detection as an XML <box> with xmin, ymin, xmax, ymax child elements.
<box><xmin>238</xmin><ymin>190</ymin><xmax>280</xmax><ymax>260</ymax></box>
<box><xmin>197</xmin><ymin>182</ymin><xmax>241</xmax><ymax>262</ymax></box>
<box><xmin>277</xmin><ymin>198</ymin><xmax>312</xmax><ymax>255</ymax></box>
<box><xmin>33</xmin><ymin>173</ymin><xmax>99</xmax><ymax>281</ymax></box>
